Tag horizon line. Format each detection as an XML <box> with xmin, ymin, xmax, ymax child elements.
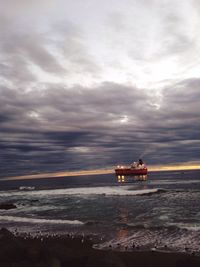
<box><xmin>2</xmin><ymin>163</ymin><xmax>200</xmax><ymax>181</ymax></box>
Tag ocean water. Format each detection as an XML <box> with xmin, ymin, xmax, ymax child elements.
<box><xmin>0</xmin><ymin>170</ymin><xmax>200</xmax><ymax>254</ymax></box>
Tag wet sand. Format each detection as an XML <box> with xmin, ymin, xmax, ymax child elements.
<box><xmin>0</xmin><ymin>228</ymin><xmax>200</xmax><ymax>267</ymax></box>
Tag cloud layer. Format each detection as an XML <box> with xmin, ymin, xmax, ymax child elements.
<box><xmin>1</xmin><ymin>79</ymin><xmax>200</xmax><ymax>177</ymax></box>
<box><xmin>0</xmin><ymin>0</ymin><xmax>200</xmax><ymax>177</ymax></box>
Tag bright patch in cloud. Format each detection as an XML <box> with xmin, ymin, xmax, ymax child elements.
<box><xmin>120</xmin><ymin>115</ymin><xmax>129</xmax><ymax>124</ymax></box>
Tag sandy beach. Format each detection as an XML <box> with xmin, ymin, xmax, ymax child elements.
<box><xmin>0</xmin><ymin>228</ymin><xmax>200</xmax><ymax>267</ymax></box>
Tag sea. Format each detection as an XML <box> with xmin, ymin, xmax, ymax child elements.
<box><xmin>0</xmin><ymin>170</ymin><xmax>200</xmax><ymax>254</ymax></box>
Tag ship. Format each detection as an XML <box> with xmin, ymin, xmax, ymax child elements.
<box><xmin>115</xmin><ymin>159</ymin><xmax>147</xmax><ymax>175</ymax></box>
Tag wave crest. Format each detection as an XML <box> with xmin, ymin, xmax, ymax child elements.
<box><xmin>0</xmin><ymin>187</ymin><xmax>166</xmax><ymax>197</ymax></box>
<box><xmin>0</xmin><ymin>215</ymin><xmax>84</xmax><ymax>225</ymax></box>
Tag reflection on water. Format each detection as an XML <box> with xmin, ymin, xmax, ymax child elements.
<box><xmin>117</xmin><ymin>175</ymin><xmax>148</xmax><ymax>183</ymax></box>
<box><xmin>117</xmin><ymin>229</ymin><xmax>129</xmax><ymax>241</ymax></box>
<box><xmin>118</xmin><ymin>207</ymin><xmax>129</xmax><ymax>224</ymax></box>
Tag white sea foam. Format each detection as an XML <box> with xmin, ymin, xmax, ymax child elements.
<box><xmin>0</xmin><ymin>215</ymin><xmax>84</xmax><ymax>225</ymax></box>
<box><xmin>19</xmin><ymin>186</ymin><xmax>35</xmax><ymax>191</ymax></box>
<box><xmin>167</xmin><ymin>223</ymin><xmax>200</xmax><ymax>231</ymax></box>
<box><xmin>0</xmin><ymin>187</ymin><xmax>162</xmax><ymax>198</ymax></box>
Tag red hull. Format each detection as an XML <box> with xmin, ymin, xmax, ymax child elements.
<box><xmin>115</xmin><ymin>168</ymin><xmax>147</xmax><ymax>175</ymax></box>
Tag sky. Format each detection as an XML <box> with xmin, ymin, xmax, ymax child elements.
<box><xmin>0</xmin><ymin>0</ymin><xmax>200</xmax><ymax>178</ymax></box>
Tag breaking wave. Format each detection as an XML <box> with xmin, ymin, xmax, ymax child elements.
<box><xmin>0</xmin><ymin>186</ymin><xmax>166</xmax><ymax>197</ymax></box>
<box><xmin>19</xmin><ymin>186</ymin><xmax>35</xmax><ymax>191</ymax></box>
<box><xmin>0</xmin><ymin>215</ymin><xmax>84</xmax><ymax>225</ymax></box>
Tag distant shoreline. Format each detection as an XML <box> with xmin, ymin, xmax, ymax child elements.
<box><xmin>2</xmin><ymin>165</ymin><xmax>200</xmax><ymax>181</ymax></box>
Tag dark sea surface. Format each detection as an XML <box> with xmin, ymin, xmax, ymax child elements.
<box><xmin>0</xmin><ymin>170</ymin><xmax>200</xmax><ymax>253</ymax></box>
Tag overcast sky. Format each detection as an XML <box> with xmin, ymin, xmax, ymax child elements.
<box><xmin>0</xmin><ymin>0</ymin><xmax>200</xmax><ymax>177</ymax></box>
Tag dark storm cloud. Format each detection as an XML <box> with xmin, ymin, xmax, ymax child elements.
<box><xmin>0</xmin><ymin>79</ymin><xmax>200</xmax><ymax>177</ymax></box>
<box><xmin>0</xmin><ymin>6</ymin><xmax>100</xmax><ymax>88</ymax></box>
<box><xmin>0</xmin><ymin>26</ymin><xmax>64</xmax><ymax>82</ymax></box>
<box><xmin>0</xmin><ymin>2</ymin><xmax>60</xmax><ymax>83</ymax></box>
